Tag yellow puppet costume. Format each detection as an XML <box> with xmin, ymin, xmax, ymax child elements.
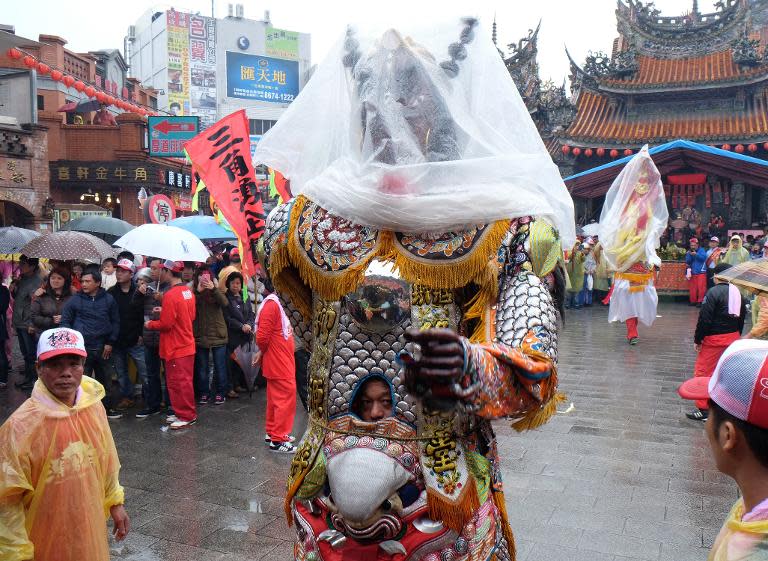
<box><xmin>0</xmin><ymin>375</ymin><xmax>124</xmax><ymax>561</ymax></box>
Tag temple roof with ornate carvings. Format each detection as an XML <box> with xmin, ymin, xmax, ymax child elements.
<box><xmin>558</xmin><ymin>0</ymin><xmax>768</xmax><ymax>151</ymax></box>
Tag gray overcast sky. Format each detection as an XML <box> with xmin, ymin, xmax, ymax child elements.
<box><xmin>6</xmin><ymin>0</ymin><xmax>714</xmax><ymax>85</ymax></box>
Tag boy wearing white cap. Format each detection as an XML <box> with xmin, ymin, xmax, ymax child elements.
<box><xmin>679</xmin><ymin>339</ymin><xmax>768</xmax><ymax>559</ymax></box>
<box><xmin>0</xmin><ymin>327</ymin><xmax>129</xmax><ymax>560</ymax></box>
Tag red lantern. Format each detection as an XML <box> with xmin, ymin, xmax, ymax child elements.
<box><xmin>722</xmin><ymin>144</ymin><xmax>731</xmax><ymax>151</ymax></box>
<box><xmin>22</xmin><ymin>55</ymin><xmax>36</xmax><ymax>68</ymax></box>
<box><xmin>749</xmin><ymin>143</ymin><xmax>758</xmax><ymax>153</ymax></box>
<box><xmin>50</xmin><ymin>70</ymin><xmax>63</xmax><ymax>82</ymax></box>
<box><xmin>610</xmin><ymin>149</ymin><xmax>619</xmax><ymax>158</ymax></box>
<box><xmin>763</xmin><ymin>142</ymin><xmax>768</xmax><ymax>151</ymax></box>
<box><xmin>572</xmin><ymin>147</ymin><xmax>582</xmax><ymax>156</ymax></box>
<box><xmin>95</xmin><ymin>91</ymin><xmax>107</xmax><ymax>103</ymax></box>
<box><xmin>74</xmin><ymin>81</ymin><xmax>86</xmax><ymax>92</ymax></box>
<box><xmin>7</xmin><ymin>48</ymin><xmax>22</xmax><ymax>59</ymax></box>
<box><xmin>735</xmin><ymin>144</ymin><xmax>745</xmax><ymax>153</ymax></box>
<box><xmin>561</xmin><ymin>145</ymin><xmax>571</xmax><ymax>155</ymax></box>
<box><xmin>596</xmin><ymin>147</ymin><xmax>605</xmax><ymax>157</ymax></box>
<box><xmin>36</xmin><ymin>62</ymin><xmax>50</xmax><ymax>75</ymax></box>
<box><xmin>584</xmin><ymin>148</ymin><xmax>593</xmax><ymax>157</ymax></box>
<box><xmin>62</xmin><ymin>75</ymin><xmax>75</xmax><ymax>88</ymax></box>
<box><xmin>107</xmin><ymin>96</ymin><xmax>116</xmax><ymax>106</ymax></box>
<box><xmin>624</xmin><ymin>149</ymin><xmax>633</xmax><ymax>156</ymax></box>
<box><xmin>84</xmin><ymin>86</ymin><xmax>96</xmax><ymax>97</ymax></box>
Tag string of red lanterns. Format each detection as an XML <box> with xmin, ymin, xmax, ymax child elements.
<box><xmin>5</xmin><ymin>47</ymin><xmax>158</xmax><ymax>116</ymax></box>
<box><xmin>560</xmin><ymin>142</ymin><xmax>768</xmax><ymax>158</ymax></box>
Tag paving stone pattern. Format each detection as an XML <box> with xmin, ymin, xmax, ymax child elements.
<box><xmin>0</xmin><ymin>302</ymin><xmax>734</xmax><ymax>560</ymax></box>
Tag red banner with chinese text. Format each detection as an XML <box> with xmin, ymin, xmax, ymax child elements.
<box><xmin>184</xmin><ymin>109</ymin><xmax>265</xmax><ymax>279</ymax></box>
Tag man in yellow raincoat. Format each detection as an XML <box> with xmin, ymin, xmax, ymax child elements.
<box><xmin>678</xmin><ymin>339</ymin><xmax>768</xmax><ymax>560</ymax></box>
<box><xmin>0</xmin><ymin>327</ymin><xmax>129</xmax><ymax>561</ymax></box>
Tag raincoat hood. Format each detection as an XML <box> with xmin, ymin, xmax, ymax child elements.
<box><xmin>709</xmin><ymin>499</ymin><xmax>768</xmax><ymax>561</ymax></box>
<box><xmin>30</xmin><ymin>375</ymin><xmax>105</xmax><ymax>418</ymax></box>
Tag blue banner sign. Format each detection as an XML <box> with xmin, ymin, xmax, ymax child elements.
<box><xmin>226</xmin><ymin>52</ymin><xmax>299</xmax><ymax>104</ymax></box>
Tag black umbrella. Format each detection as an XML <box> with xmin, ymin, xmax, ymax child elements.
<box><xmin>61</xmin><ymin>215</ymin><xmax>134</xmax><ymax>244</ymax></box>
<box><xmin>76</xmin><ymin>99</ymin><xmax>101</xmax><ymax>113</ymax></box>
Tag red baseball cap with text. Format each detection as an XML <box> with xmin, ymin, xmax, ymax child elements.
<box><xmin>37</xmin><ymin>328</ymin><xmax>87</xmax><ymax>362</ymax></box>
<box><xmin>679</xmin><ymin>339</ymin><xmax>768</xmax><ymax>429</ymax></box>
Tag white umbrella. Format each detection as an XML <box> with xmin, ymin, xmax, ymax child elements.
<box><xmin>114</xmin><ymin>224</ymin><xmax>210</xmax><ymax>262</ymax></box>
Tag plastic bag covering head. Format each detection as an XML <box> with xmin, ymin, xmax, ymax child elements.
<box><xmin>598</xmin><ymin>146</ymin><xmax>668</xmax><ymax>272</ymax></box>
<box><xmin>253</xmin><ymin>18</ymin><xmax>575</xmax><ymax>244</ymax></box>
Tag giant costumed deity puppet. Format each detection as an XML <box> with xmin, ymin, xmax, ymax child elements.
<box><xmin>599</xmin><ymin>146</ymin><xmax>668</xmax><ymax>345</ymax></box>
<box><xmin>254</xmin><ymin>18</ymin><xmax>575</xmax><ymax>561</ymax></box>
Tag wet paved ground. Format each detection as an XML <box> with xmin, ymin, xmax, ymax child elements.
<box><xmin>0</xmin><ymin>301</ymin><xmax>733</xmax><ymax>560</ymax></box>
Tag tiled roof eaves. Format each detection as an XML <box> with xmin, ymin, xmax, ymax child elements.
<box><xmin>598</xmin><ymin>71</ymin><xmax>768</xmax><ymax>93</ymax></box>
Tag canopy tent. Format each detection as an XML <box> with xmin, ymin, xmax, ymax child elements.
<box><xmin>565</xmin><ymin>140</ymin><xmax>768</xmax><ymax>199</ymax></box>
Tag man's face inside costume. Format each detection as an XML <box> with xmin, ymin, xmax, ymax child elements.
<box><xmin>352</xmin><ymin>378</ymin><xmax>394</xmax><ymax>421</ymax></box>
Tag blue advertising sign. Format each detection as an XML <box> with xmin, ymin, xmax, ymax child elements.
<box><xmin>148</xmin><ymin>116</ymin><xmax>200</xmax><ymax>158</ymax></box>
<box><xmin>226</xmin><ymin>52</ymin><xmax>299</xmax><ymax>104</ymax></box>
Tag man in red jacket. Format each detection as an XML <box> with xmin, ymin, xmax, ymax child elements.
<box><xmin>254</xmin><ymin>278</ymin><xmax>296</xmax><ymax>452</ymax></box>
<box><xmin>145</xmin><ymin>261</ymin><xmax>197</xmax><ymax>430</ymax></box>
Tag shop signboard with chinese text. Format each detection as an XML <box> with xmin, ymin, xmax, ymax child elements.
<box><xmin>225</xmin><ymin>52</ymin><xmax>298</xmax><ymax>104</ymax></box>
<box><xmin>53</xmin><ymin>207</ymin><xmax>111</xmax><ymax>231</ymax></box>
<box><xmin>265</xmin><ymin>26</ymin><xmax>299</xmax><ymax>60</ymax></box>
<box><xmin>166</xmin><ymin>11</ymin><xmax>190</xmax><ymax>116</ymax></box>
<box><xmin>149</xmin><ymin>116</ymin><xmax>199</xmax><ymax>158</ymax></box>
<box><xmin>51</xmin><ymin>162</ymin><xmax>191</xmax><ymax>191</ymax></box>
<box><xmin>172</xmin><ymin>192</ymin><xmax>193</xmax><ymax>211</ymax></box>
<box><xmin>144</xmin><ymin>194</ymin><xmax>176</xmax><ymax>224</ymax></box>
<box><xmin>188</xmin><ymin>13</ymin><xmax>217</xmax><ymax>128</ymax></box>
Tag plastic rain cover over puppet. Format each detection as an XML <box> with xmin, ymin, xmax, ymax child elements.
<box><xmin>253</xmin><ymin>18</ymin><xmax>576</xmax><ymax>245</ymax></box>
<box><xmin>598</xmin><ymin>146</ymin><xmax>669</xmax><ymax>273</ymax></box>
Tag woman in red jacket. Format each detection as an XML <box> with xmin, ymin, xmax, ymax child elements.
<box><xmin>254</xmin><ymin>278</ymin><xmax>296</xmax><ymax>453</ymax></box>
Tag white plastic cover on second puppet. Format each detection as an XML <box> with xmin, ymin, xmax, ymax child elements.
<box><xmin>598</xmin><ymin>146</ymin><xmax>669</xmax><ymax>272</ymax></box>
<box><xmin>253</xmin><ymin>19</ymin><xmax>575</xmax><ymax>245</ymax></box>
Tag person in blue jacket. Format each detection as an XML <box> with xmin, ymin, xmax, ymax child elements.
<box><xmin>685</xmin><ymin>237</ymin><xmax>708</xmax><ymax>306</ymax></box>
<box><xmin>61</xmin><ymin>266</ymin><xmax>121</xmax><ymax>418</ymax></box>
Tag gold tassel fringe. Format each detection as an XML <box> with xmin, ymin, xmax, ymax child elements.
<box><xmin>286</xmin><ymin>195</ymin><xmax>381</xmax><ymax>302</ymax></box>
<box><xmin>426</xmin><ymin>477</ymin><xmax>480</xmax><ymax>533</ymax></box>
<box><xmin>387</xmin><ymin>220</ymin><xmax>509</xmax><ymax>291</ymax></box>
<box><xmin>492</xmin><ymin>490</ymin><xmax>517</xmax><ymax>561</ymax></box>
<box><xmin>511</xmin><ymin>392</ymin><xmax>567</xmax><ymax>432</ymax></box>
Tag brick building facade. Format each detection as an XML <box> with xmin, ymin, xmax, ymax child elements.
<box><xmin>1</xmin><ymin>31</ymin><xmax>190</xmax><ymax>229</ymax></box>
<box><xmin>0</xmin><ymin>123</ymin><xmax>51</xmax><ymax>230</ymax></box>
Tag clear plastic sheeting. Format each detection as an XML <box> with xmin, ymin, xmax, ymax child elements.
<box><xmin>598</xmin><ymin>146</ymin><xmax>668</xmax><ymax>272</ymax></box>
<box><xmin>254</xmin><ymin>18</ymin><xmax>575</xmax><ymax>244</ymax></box>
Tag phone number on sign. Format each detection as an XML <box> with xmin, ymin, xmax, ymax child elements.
<box><xmin>231</xmin><ymin>89</ymin><xmax>295</xmax><ymax>102</ymax></box>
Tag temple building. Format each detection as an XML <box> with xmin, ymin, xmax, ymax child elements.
<box><xmin>550</xmin><ymin>0</ymin><xmax>768</xmax><ymax>231</ymax></box>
